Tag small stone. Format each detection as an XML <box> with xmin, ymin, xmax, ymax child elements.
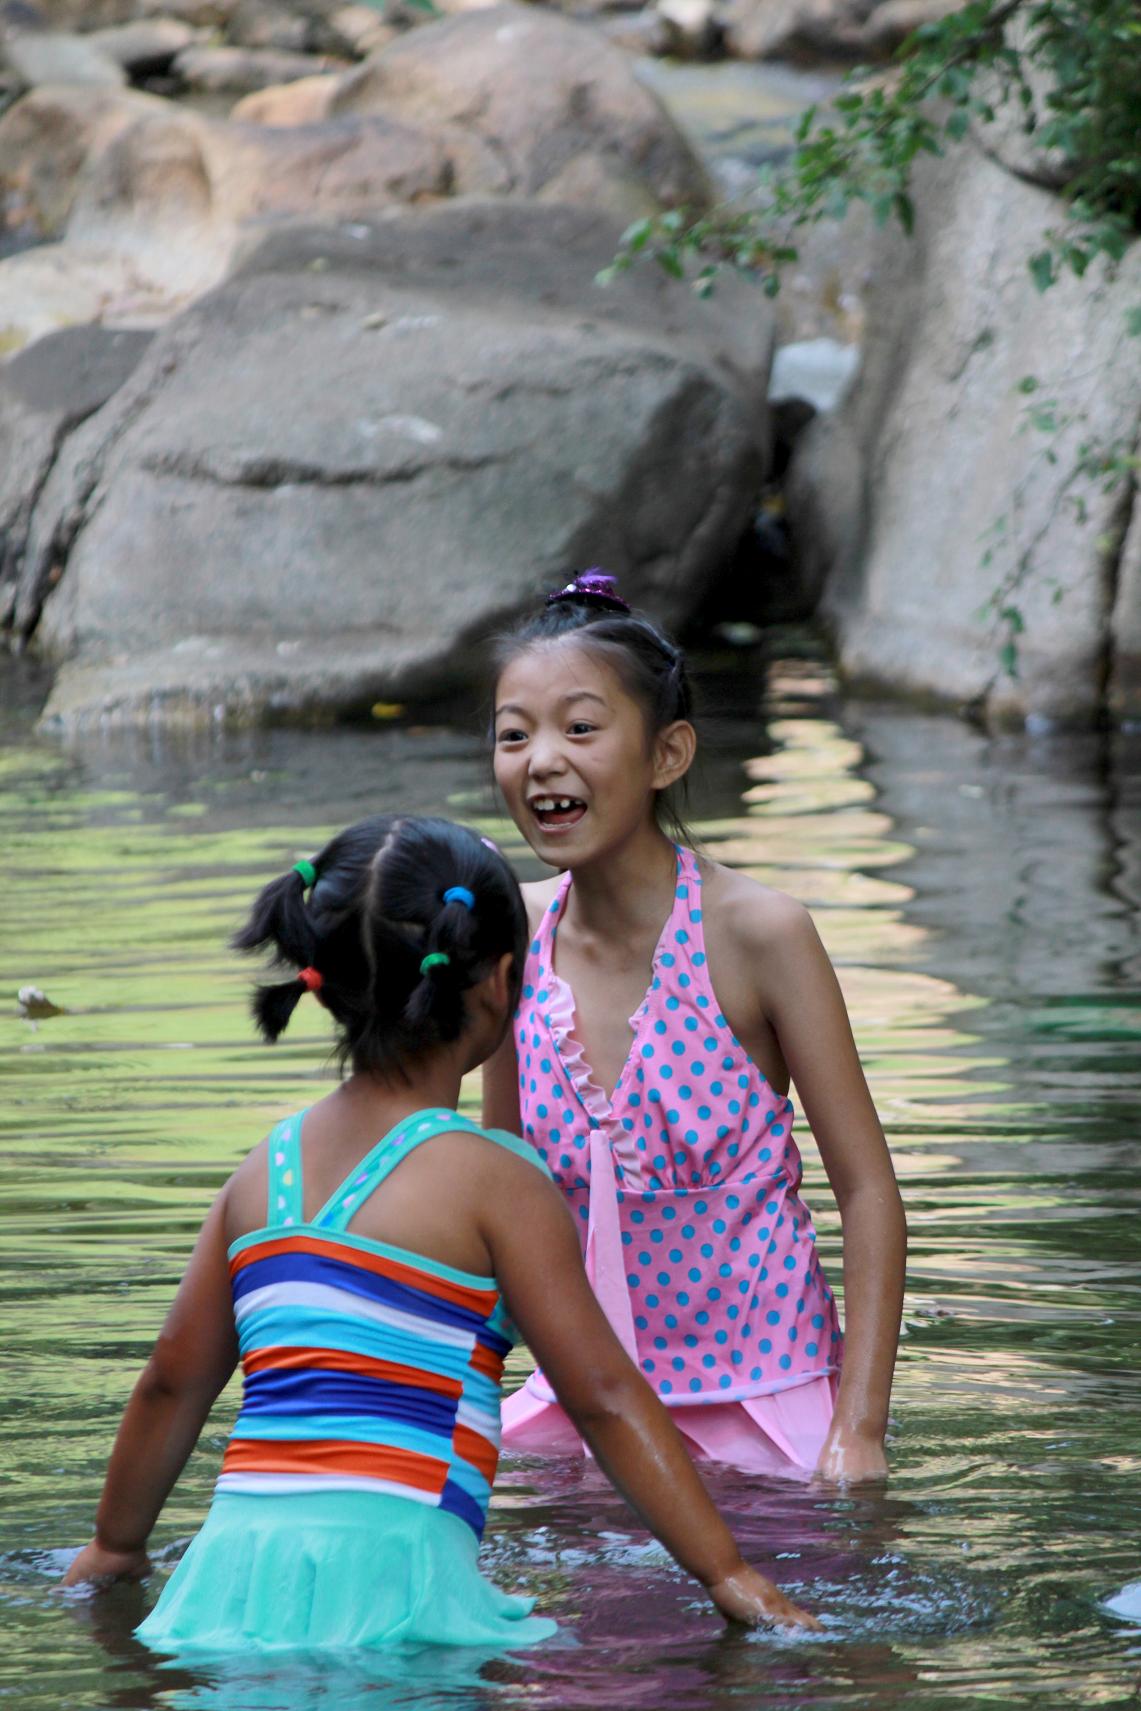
<box><xmin>654</xmin><ymin>0</ymin><xmax>720</xmax><ymax>57</ymax></box>
<box><xmin>172</xmin><ymin>44</ymin><xmax>345</xmax><ymax>96</ymax></box>
<box><xmin>329</xmin><ymin>3</ymin><xmax>397</xmax><ymax>57</ymax></box>
<box><xmin>3</xmin><ymin>30</ymin><xmax>126</xmax><ymax>90</ymax></box>
<box><xmin>230</xmin><ymin>71</ymin><xmax>340</xmax><ymax>125</ymax></box>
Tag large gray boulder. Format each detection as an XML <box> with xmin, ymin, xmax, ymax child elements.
<box><xmin>21</xmin><ymin>200</ymin><xmax>772</xmax><ymax>729</ymax></box>
<box><xmin>786</xmin><ymin>143</ymin><xmax>1141</xmax><ymax>726</ymax></box>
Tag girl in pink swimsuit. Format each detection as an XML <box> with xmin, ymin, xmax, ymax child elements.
<box><xmin>485</xmin><ymin>574</ymin><xmax>907</xmax><ymax>1482</ymax></box>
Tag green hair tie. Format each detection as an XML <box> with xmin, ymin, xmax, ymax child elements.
<box><xmin>293</xmin><ymin>859</ymin><xmax>318</xmax><ymax>889</ymax></box>
<box><xmin>419</xmin><ymin>951</ymin><xmax>450</xmax><ymax>975</ymax></box>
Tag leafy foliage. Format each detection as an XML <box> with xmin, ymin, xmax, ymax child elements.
<box><xmin>601</xmin><ymin>0</ymin><xmax>1141</xmax><ymax>683</ymax></box>
<box><xmin>605</xmin><ymin>0</ymin><xmax>1141</xmax><ymax>299</ymax></box>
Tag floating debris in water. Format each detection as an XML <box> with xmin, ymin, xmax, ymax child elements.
<box><xmin>16</xmin><ymin>986</ymin><xmax>65</xmax><ymax>1019</ymax></box>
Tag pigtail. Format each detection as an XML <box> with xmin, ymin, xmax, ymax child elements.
<box><xmin>232</xmin><ymin>862</ymin><xmax>322</xmax><ymax>1043</ymax></box>
<box><xmin>231</xmin><ymin>867</ymin><xmax>317</xmax><ymax>968</ymax></box>
<box><xmin>402</xmin><ymin>890</ymin><xmax>481</xmax><ymax>1040</ymax></box>
<box><xmin>251</xmin><ymin>976</ymin><xmax>308</xmax><ymax>1043</ymax></box>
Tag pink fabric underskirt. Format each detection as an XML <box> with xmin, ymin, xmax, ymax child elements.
<box><xmin>500</xmin><ymin>1373</ymin><xmax>836</xmax><ymax>1481</ymax></box>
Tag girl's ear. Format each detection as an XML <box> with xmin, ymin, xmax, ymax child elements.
<box><xmin>652</xmin><ymin>720</ymin><xmax>696</xmax><ymax>792</ymax></box>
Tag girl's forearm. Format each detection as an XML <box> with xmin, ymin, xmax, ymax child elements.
<box><xmin>93</xmin><ymin>1359</ymin><xmax>226</xmax><ymax>1552</ymax></box>
<box><xmin>563</xmin><ymin>1375</ymin><xmax>744</xmax><ymax>1586</ymax></box>
<box><xmin>831</xmin><ymin>1179</ymin><xmax>907</xmax><ymax>1440</ymax></box>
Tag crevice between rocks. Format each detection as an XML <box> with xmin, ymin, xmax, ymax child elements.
<box><xmin>1096</xmin><ymin>417</ymin><xmax>1141</xmax><ymax>723</ymax></box>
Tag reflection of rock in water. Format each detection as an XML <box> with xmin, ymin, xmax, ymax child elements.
<box><xmin>847</xmin><ymin>707</ymin><xmax>1141</xmax><ymax>994</ymax></box>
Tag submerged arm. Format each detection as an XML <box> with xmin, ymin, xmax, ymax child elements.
<box><xmin>761</xmin><ymin>899</ymin><xmax>907</xmax><ymax>1481</ymax></box>
<box><xmin>486</xmin><ymin>1161</ymin><xmax>818</xmax><ymax>1627</ymax></box>
<box><xmin>62</xmin><ymin>1191</ymin><xmax>240</xmax><ymax>1584</ymax></box>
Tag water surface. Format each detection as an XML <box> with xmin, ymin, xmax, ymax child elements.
<box><xmin>2</xmin><ymin>649</ymin><xmax>1139</xmax><ymax>1710</ymax></box>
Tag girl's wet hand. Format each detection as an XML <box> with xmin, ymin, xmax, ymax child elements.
<box><xmin>709</xmin><ymin>1565</ymin><xmax>821</xmax><ymax>1630</ymax></box>
<box><xmin>60</xmin><ymin>1540</ymin><xmax>149</xmax><ymax>1588</ymax></box>
<box><xmin>813</xmin><ymin>1427</ymin><xmax>889</xmax><ymax>1485</ymax></box>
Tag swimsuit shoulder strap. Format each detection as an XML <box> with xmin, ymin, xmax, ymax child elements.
<box><xmin>313</xmin><ymin>1109</ymin><xmax>551</xmax><ymax>1232</ymax></box>
<box><xmin>265</xmin><ymin>1110</ymin><xmax>306</xmax><ymax>1228</ymax></box>
<box><xmin>533</xmin><ymin>872</ymin><xmax>572</xmax><ymax>967</ymax></box>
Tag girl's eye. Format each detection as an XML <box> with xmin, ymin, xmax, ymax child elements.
<box><xmin>568</xmin><ymin>722</ymin><xmax>596</xmax><ymax>736</ymax></box>
<box><xmin>496</xmin><ymin>727</ymin><xmax>527</xmax><ymax>745</ymax></box>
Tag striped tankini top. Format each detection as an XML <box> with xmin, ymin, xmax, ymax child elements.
<box><xmin>218</xmin><ymin>1106</ymin><xmax>549</xmax><ymax>1542</ymax></box>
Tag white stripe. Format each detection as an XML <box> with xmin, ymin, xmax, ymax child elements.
<box><xmin>215</xmin><ymin>1472</ymin><xmax>440</xmax><ymax>1504</ymax></box>
<box><xmin>456</xmin><ymin>1398</ymin><xmax>500</xmax><ymax>1441</ymax></box>
<box><xmin>233</xmin><ymin>1281</ymin><xmax>475</xmax><ymax>1349</ymax></box>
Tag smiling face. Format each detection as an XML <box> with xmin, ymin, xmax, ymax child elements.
<box><xmin>493</xmin><ymin>640</ymin><xmax>692</xmax><ymax>868</ymax></box>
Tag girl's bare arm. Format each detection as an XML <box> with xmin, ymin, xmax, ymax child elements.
<box><xmin>755</xmin><ymin>896</ymin><xmax>906</xmax><ymax>1480</ymax></box>
<box><xmin>61</xmin><ymin>1191</ymin><xmax>240</xmax><ymax>1584</ymax></box>
<box><xmin>483</xmin><ymin>1159</ymin><xmax>818</xmax><ymax>1627</ymax></box>
<box><xmin>481</xmin><ymin>1025</ymin><xmax>522</xmax><ymax>1133</ymax></box>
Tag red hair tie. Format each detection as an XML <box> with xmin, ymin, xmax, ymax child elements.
<box><xmin>297</xmin><ymin>967</ymin><xmax>324</xmax><ymax>993</ymax></box>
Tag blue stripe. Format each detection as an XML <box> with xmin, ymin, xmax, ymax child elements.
<box><xmin>439</xmin><ymin>1478</ymin><xmax>487</xmax><ymax>1540</ymax></box>
<box><xmin>239</xmin><ymin>1369</ymin><xmax>458</xmax><ymax>1432</ymax></box>
<box><xmin>233</xmin><ymin>1308</ymin><xmax>474</xmax><ymax>1381</ymax></box>
<box><xmin>230</xmin><ymin>1414</ymin><xmax>453</xmax><ymax>1461</ymax></box>
<box><xmin>475</xmin><ymin>1323</ymin><xmax>512</xmax><ymax>1360</ymax></box>
<box><xmin>445</xmin><ymin>1455</ymin><xmax>492</xmax><ymax>1507</ymax></box>
<box><xmin>232</xmin><ymin>1251</ymin><xmax>490</xmax><ymax>1335</ymax></box>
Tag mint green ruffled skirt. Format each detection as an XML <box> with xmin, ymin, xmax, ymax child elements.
<box><xmin>136</xmin><ymin>1490</ymin><xmax>558</xmax><ymax>1655</ymax></box>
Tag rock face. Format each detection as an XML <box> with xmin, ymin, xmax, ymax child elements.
<box><xmin>20</xmin><ymin>201</ymin><xmax>772</xmax><ymax>728</ymax></box>
<box><xmin>786</xmin><ymin>143</ymin><xmax>1141</xmax><ymax>726</ymax></box>
<box><xmin>0</xmin><ymin>323</ymin><xmax>153</xmax><ymax>629</ymax></box>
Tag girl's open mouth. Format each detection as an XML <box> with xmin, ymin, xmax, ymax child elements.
<box><xmin>530</xmin><ymin>796</ymin><xmax>587</xmax><ymax>831</ymax></box>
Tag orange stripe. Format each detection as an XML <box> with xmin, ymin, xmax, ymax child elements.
<box><xmin>222</xmin><ymin>1437</ymin><xmax>448</xmax><ymax>1494</ymax></box>
<box><xmin>469</xmin><ymin>1341</ymin><xmax>506</xmax><ymax>1383</ymax></box>
<box><xmin>453</xmin><ymin>1424</ymin><xmax>499</xmax><ymax>1484</ymax></box>
<box><xmin>231</xmin><ymin>1234</ymin><xmax>499</xmax><ymax>1315</ymax></box>
<box><xmin>241</xmin><ymin>1344</ymin><xmax>462</xmax><ymax>1398</ymax></box>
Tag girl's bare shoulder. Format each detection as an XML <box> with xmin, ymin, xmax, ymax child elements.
<box><xmin>696</xmin><ymin>856</ymin><xmax>816</xmax><ymax>954</ymax></box>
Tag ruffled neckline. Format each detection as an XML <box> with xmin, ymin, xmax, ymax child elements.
<box><xmin>541</xmin><ymin>854</ymin><xmax>687</xmax><ymax>1123</ymax></box>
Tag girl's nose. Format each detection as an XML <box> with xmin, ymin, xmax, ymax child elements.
<box><xmin>528</xmin><ymin>735</ymin><xmax>566</xmax><ymax>779</ymax></box>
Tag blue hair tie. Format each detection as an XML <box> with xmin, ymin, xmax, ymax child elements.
<box><xmin>443</xmin><ymin>886</ymin><xmax>476</xmax><ymax>910</ymax></box>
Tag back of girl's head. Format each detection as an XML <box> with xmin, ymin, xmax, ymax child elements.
<box><xmin>493</xmin><ymin>572</ymin><xmax>695</xmax><ymax>841</ymax></box>
<box><xmin>232</xmin><ymin>816</ymin><xmax>526</xmax><ymax>1077</ymax></box>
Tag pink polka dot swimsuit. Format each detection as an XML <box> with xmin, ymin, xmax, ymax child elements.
<box><xmin>511</xmin><ymin>848</ymin><xmax>842</xmax><ymax>1423</ymax></box>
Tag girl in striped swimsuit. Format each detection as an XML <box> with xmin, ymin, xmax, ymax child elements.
<box><xmin>486</xmin><ymin>576</ymin><xmax>907</xmax><ymax>1484</ymax></box>
<box><xmin>62</xmin><ymin>814</ymin><xmax>815</xmax><ymax>1647</ymax></box>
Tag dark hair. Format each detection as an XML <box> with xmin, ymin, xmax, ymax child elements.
<box><xmin>232</xmin><ymin>815</ymin><xmax>527</xmax><ymax>1078</ymax></box>
<box><xmin>493</xmin><ymin>584</ymin><xmax>695</xmax><ymax>844</ymax></box>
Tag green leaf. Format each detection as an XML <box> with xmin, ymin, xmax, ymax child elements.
<box><xmin>1017</xmin><ymin>375</ymin><xmax>1040</xmax><ymax>393</ymax></box>
<box><xmin>1127</xmin><ymin>306</ymin><xmax>1141</xmax><ymax>337</ymax></box>
<box><xmin>620</xmin><ymin>219</ymin><xmax>653</xmax><ymax>255</ymax></box>
<box><xmin>1029</xmin><ymin>251</ymin><xmax>1056</xmax><ymax>293</ymax></box>
<box><xmin>999</xmin><ymin>605</ymin><xmax>1025</xmax><ymax>635</ymax></box>
<box><xmin>999</xmin><ymin>639</ymin><xmax>1020</xmax><ymax>679</ymax></box>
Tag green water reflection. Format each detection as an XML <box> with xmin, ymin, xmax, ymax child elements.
<box><xmin>1</xmin><ymin>651</ymin><xmax>1138</xmax><ymax>1710</ymax></box>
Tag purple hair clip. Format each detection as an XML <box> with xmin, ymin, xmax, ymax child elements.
<box><xmin>546</xmin><ymin>570</ymin><xmax>630</xmax><ymax>613</ymax></box>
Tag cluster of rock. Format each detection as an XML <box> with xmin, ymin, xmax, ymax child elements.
<box><xmin>3</xmin><ymin>0</ymin><xmax>1137</xmax><ymax>732</ymax></box>
<box><xmin>0</xmin><ymin>0</ymin><xmax>783</xmax><ymax>727</ymax></box>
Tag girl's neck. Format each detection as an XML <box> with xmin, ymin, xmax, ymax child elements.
<box><xmin>564</xmin><ymin>823</ymin><xmax>679</xmax><ymax>941</ymax></box>
<box><xmin>331</xmin><ymin>1054</ymin><xmax>466</xmax><ymax>1127</ymax></box>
